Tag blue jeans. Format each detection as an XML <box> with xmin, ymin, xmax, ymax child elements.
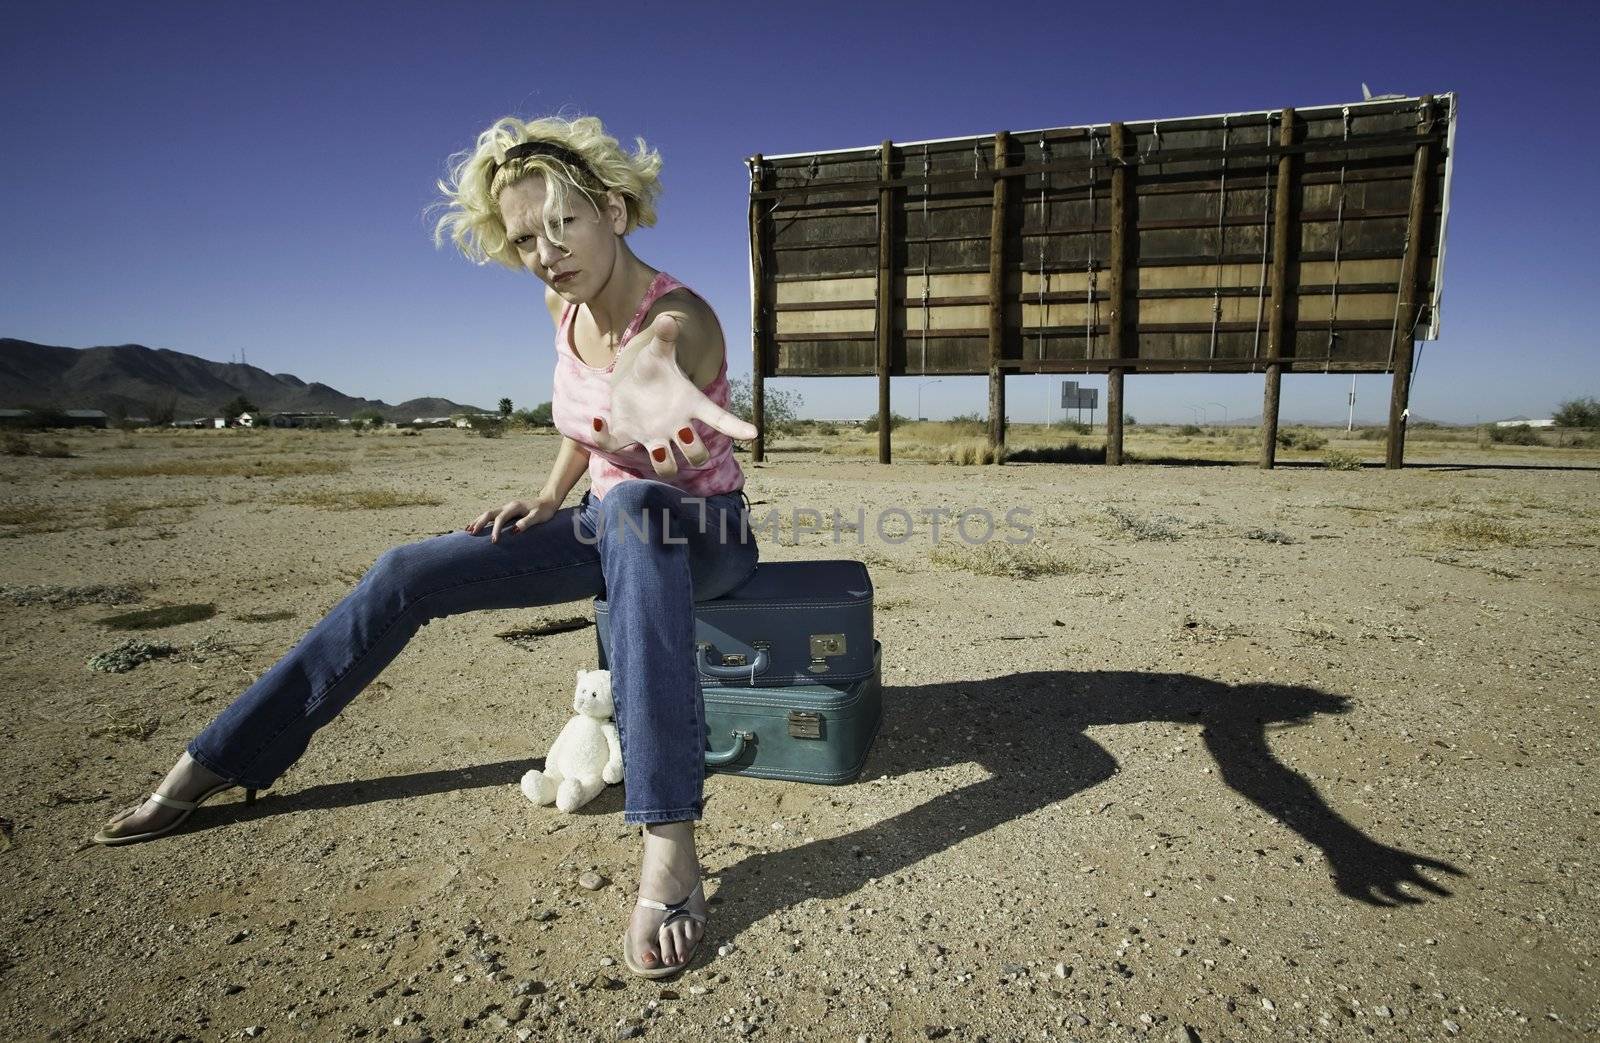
<box><xmin>188</xmin><ymin>480</ymin><xmax>759</xmax><ymax>824</ymax></box>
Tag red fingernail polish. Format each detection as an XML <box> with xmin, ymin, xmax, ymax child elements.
<box><xmin>678</xmin><ymin>427</ymin><xmax>693</xmax><ymax>442</ymax></box>
<box><xmin>652</xmin><ymin>446</ymin><xmax>667</xmax><ymax>462</ymax></box>
<box><xmin>593</xmin><ymin>418</ymin><xmax>603</xmax><ymax>431</ymax></box>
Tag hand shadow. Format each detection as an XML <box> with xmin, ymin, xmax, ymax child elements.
<box><xmin>699</xmin><ymin>669</ymin><xmax>1464</xmax><ymax>941</ymax></box>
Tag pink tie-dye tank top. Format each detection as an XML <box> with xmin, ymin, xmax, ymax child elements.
<box><xmin>551</xmin><ymin>272</ymin><xmax>745</xmax><ymax>502</ymax></box>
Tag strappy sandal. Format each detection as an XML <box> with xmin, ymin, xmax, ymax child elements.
<box><xmin>621</xmin><ymin>878</ymin><xmax>709</xmax><ymax>980</ymax></box>
<box><xmin>92</xmin><ymin>783</ymin><xmax>258</xmax><ymax>846</ymax></box>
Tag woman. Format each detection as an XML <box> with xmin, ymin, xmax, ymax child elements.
<box><xmin>93</xmin><ymin>114</ymin><xmax>761</xmax><ymax>980</ymax></box>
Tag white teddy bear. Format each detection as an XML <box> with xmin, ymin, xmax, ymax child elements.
<box><xmin>520</xmin><ymin>667</ymin><xmax>624</xmax><ymax>813</ymax></box>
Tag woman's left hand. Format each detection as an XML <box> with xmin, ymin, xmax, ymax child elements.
<box><xmin>590</xmin><ymin>313</ymin><xmax>758</xmax><ymax>479</ymax></box>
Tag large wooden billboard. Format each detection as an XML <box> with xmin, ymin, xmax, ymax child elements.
<box><xmin>745</xmin><ymin>94</ymin><xmax>1456</xmax><ymax>467</ymax></box>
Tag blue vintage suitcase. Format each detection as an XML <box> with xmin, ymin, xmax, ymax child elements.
<box><xmin>699</xmin><ymin>640</ymin><xmax>882</xmax><ymax>784</ymax></box>
<box><xmin>594</xmin><ymin>560</ymin><xmax>875</xmax><ymax>688</ymax></box>
<box><xmin>593</xmin><ymin>560</ymin><xmax>881</xmax><ymax>784</ymax></box>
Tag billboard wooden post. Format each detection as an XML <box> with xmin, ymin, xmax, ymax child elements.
<box><xmin>748</xmin><ymin>154</ymin><xmax>767</xmax><ymax>463</ymax></box>
<box><xmin>877</xmin><ymin>140</ymin><xmax>895</xmax><ymax>464</ymax></box>
<box><xmin>1260</xmin><ymin>108</ymin><xmax>1296</xmax><ymax>469</ymax></box>
<box><xmin>987</xmin><ymin>131</ymin><xmax>1009</xmax><ymax>457</ymax></box>
<box><xmin>1387</xmin><ymin>95</ymin><xmax>1436</xmax><ymax>470</ymax></box>
<box><xmin>1106</xmin><ymin>123</ymin><xmax>1129</xmax><ymax>465</ymax></box>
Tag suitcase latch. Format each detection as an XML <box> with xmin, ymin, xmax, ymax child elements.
<box><xmin>809</xmin><ymin>633</ymin><xmax>846</xmax><ymax>657</ymax></box>
<box><xmin>721</xmin><ymin>652</ymin><xmax>747</xmax><ymax>667</ymax></box>
<box><xmin>788</xmin><ymin>710</ymin><xmax>824</xmax><ymax>739</ymax></box>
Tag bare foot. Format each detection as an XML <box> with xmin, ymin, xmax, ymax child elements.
<box><xmin>96</xmin><ymin>752</ymin><xmax>230</xmax><ymax>841</ymax></box>
<box><xmin>626</xmin><ymin>821</ymin><xmax>707</xmax><ymax>971</ymax></box>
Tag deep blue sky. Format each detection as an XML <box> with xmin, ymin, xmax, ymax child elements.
<box><xmin>3</xmin><ymin>1</ymin><xmax>1595</xmax><ymax>424</ymax></box>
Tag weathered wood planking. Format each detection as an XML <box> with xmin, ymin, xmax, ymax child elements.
<box><xmin>750</xmin><ymin>96</ymin><xmax>1454</xmax><ymax>378</ymax></box>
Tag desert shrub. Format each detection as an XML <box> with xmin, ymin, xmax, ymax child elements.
<box><xmin>1056</xmin><ymin>419</ymin><xmax>1091</xmax><ymax>435</ymax></box>
<box><xmin>1178</xmin><ymin>424</ymin><xmax>1203</xmax><ymax>437</ymax></box>
<box><xmin>466</xmin><ymin>415</ymin><xmax>505</xmax><ymax>438</ymax></box>
<box><xmin>1553</xmin><ymin>397</ymin><xmax>1600</xmax><ymax>429</ymax></box>
<box><xmin>861</xmin><ymin>410</ymin><xmax>911</xmax><ymax>434</ymax></box>
<box><xmin>1487</xmin><ymin>424</ymin><xmax>1545</xmax><ymax>446</ymax></box>
<box><xmin>1277</xmin><ymin>428</ymin><xmax>1327</xmax><ymax>451</ymax></box>
<box><xmin>351</xmin><ymin>408</ymin><xmax>387</xmax><ymax>430</ymax></box>
<box><xmin>949</xmin><ymin>411</ymin><xmax>984</xmax><ymax>425</ymax></box>
<box><xmin>727</xmin><ymin>375</ymin><xmax>805</xmax><ymax>436</ymax></box>
<box><xmin>513</xmin><ymin>403</ymin><xmax>554</xmax><ymax>427</ymax></box>
<box><xmin>1325</xmin><ymin>450</ymin><xmax>1363</xmax><ymax>471</ymax></box>
<box><xmin>1355</xmin><ymin>426</ymin><xmax>1386</xmax><ymax>441</ymax></box>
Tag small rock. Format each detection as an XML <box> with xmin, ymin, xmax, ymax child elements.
<box><xmin>689</xmin><ymin>985</ymin><xmax>709</xmax><ymax>996</ymax></box>
<box><xmin>578</xmin><ymin>871</ymin><xmax>606</xmax><ymax>891</ymax></box>
<box><xmin>533</xmin><ymin>909</ymin><xmax>557</xmax><ymax>922</ymax></box>
<box><xmin>1443</xmin><ymin>1019</ymin><xmax>1460</xmax><ymax>1035</ymax></box>
<box><xmin>517</xmin><ymin>1031</ymin><xmax>534</xmax><ymax>1043</ymax></box>
<box><xmin>924</xmin><ymin>1027</ymin><xmax>949</xmax><ymax>1040</ymax></box>
<box><xmin>1053</xmin><ymin>963</ymin><xmax>1070</xmax><ymax>979</ymax></box>
<box><xmin>227</xmin><ymin>931</ymin><xmax>250</xmax><ymax>945</ymax></box>
<box><xmin>224</xmin><ymin>983</ymin><xmax>245</xmax><ymax>995</ymax></box>
<box><xmin>618</xmin><ymin>1027</ymin><xmax>645</xmax><ymax>1040</ymax></box>
<box><xmin>1374</xmin><ymin>1006</ymin><xmax>1392</xmax><ymax>1018</ymax></box>
<box><xmin>243</xmin><ymin>1029</ymin><xmax>264</xmax><ymax>1039</ymax></box>
<box><xmin>452</xmin><ymin>973</ymin><xmax>469</xmax><ymax>984</ymax></box>
<box><xmin>718</xmin><ymin>943</ymin><xmax>736</xmax><ymax>957</ymax></box>
<box><xmin>600</xmin><ymin>956</ymin><xmax>616</xmax><ymax>967</ymax></box>
<box><xmin>1261</xmin><ymin>998</ymin><xmax>1276</xmax><ymax>1012</ymax></box>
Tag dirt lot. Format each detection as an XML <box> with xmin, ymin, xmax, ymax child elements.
<box><xmin>1</xmin><ymin>424</ymin><xmax>1596</xmax><ymax>1042</ymax></box>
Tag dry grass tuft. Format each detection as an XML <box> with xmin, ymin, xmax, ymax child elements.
<box><xmin>1105</xmin><ymin>506</ymin><xmax>1184</xmax><ymax>541</ymax></box>
<box><xmin>933</xmin><ymin>441</ymin><xmax>1010</xmax><ymax>465</ymax></box>
<box><xmin>279</xmin><ymin>488</ymin><xmax>444</xmax><ymax>511</ymax></box>
<box><xmin>0</xmin><ymin>504</ymin><xmax>67</xmax><ymax>535</ymax></box>
<box><xmin>77</xmin><ymin>458</ymin><xmax>348</xmax><ymax>479</ymax></box>
<box><xmin>1418</xmin><ymin>516</ymin><xmax>1538</xmax><ymax>548</ymax></box>
<box><xmin>0</xmin><ymin>583</ymin><xmax>147</xmax><ymax>607</ymax></box>
<box><xmin>929</xmin><ymin>540</ymin><xmax>1091</xmax><ymax>579</ymax></box>
<box><xmin>234</xmin><ymin>609</ymin><xmax>296</xmax><ymax>623</ymax></box>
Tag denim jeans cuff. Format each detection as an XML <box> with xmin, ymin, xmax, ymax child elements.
<box><xmin>625</xmin><ymin>806</ymin><xmax>704</xmax><ymax>825</ymax></box>
<box><xmin>186</xmin><ymin>740</ymin><xmax>270</xmax><ymax>791</ymax></box>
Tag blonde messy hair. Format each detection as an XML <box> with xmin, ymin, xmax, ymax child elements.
<box><xmin>431</xmin><ymin>113</ymin><xmax>663</xmax><ymax>271</ymax></box>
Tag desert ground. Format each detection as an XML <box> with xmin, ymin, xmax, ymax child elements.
<box><xmin>1</xmin><ymin>421</ymin><xmax>1596</xmax><ymax>1042</ymax></box>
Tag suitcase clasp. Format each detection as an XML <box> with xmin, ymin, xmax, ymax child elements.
<box><xmin>788</xmin><ymin>710</ymin><xmax>824</xmax><ymax>739</ymax></box>
<box><xmin>809</xmin><ymin>633</ymin><xmax>846</xmax><ymax>657</ymax></box>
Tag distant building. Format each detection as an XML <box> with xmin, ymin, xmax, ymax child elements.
<box><xmin>264</xmin><ymin>411</ymin><xmax>340</xmax><ymax>429</ymax></box>
<box><xmin>1495</xmin><ymin>417</ymin><xmax>1555</xmax><ymax>428</ymax></box>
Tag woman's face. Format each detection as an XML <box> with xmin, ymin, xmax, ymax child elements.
<box><xmin>498</xmin><ymin>175</ymin><xmax>626</xmax><ymax>302</ymax></box>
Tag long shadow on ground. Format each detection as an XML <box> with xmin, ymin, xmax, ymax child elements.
<box><xmin>193</xmin><ymin>668</ymin><xmax>1461</xmax><ymax>939</ymax></box>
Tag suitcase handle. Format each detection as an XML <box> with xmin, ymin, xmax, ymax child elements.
<box><xmin>704</xmin><ymin>729</ymin><xmax>755</xmax><ymax>767</ymax></box>
<box><xmin>697</xmin><ymin>641</ymin><xmax>771</xmax><ymax>680</ymax></box>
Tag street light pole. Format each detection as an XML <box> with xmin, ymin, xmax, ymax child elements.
<box><xmin>917</xmin><ymin>379</ymin><xmax>943</xmax><ymax>422</ymax></box>
<box><xmin>1208</xmin><ymin>402</ymin><xmax>1229</xmax><ymax>425</ymax></box>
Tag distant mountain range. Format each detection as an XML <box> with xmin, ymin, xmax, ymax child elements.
<box><xmin>0</xmin><ymin>339</ymin><xmax>488</xmax><ymax>421</ymax></box>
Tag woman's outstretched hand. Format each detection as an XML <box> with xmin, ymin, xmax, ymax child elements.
<box><xmin>590</xmin><ymin>313</ymin><xmax>758</xmax><ymax>479</ymax></box>
<box><xmin>464</xmin><ymin>494</ymin><xmax>560</xmax><ymax>543</ymax></box>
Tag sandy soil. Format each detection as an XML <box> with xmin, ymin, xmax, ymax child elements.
<box><xmin>1</xmin><ymin>425</ymin><xmax>1596</xmax><ymax>1042</ymax></box>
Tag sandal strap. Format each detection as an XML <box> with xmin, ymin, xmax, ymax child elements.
<box><xmin>636</xmin><ymin>877</ymin><xmax>705</xmax><ymax>920</ymax></box>
<box><xmin>147</xmin><ymin>791</ymin><xmax>200</xmax><ymax>811</ymax></box>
